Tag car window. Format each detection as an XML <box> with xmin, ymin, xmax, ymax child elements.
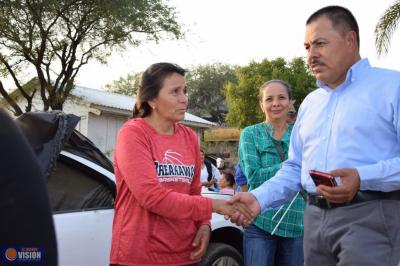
<box><xmin>47</xmin><ymin>156</ymin><xmax>114</xmax><ymax>213</ymax></box>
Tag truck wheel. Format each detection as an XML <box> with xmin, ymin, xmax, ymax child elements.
<box><xmin>199</xmin><ymin>242</ymin><xmax>243</xmax><ymax>266</ymax></box>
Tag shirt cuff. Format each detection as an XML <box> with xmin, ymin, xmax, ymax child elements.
<box><xmin>250</xmin><ymin>186</ymin><xmax>269</xmax><ymax>212</ymax></box>
<box><xmin>197</xmin><ymin>220</ymin><xmax>211</xmax><ymax>229</ymax></box>
<box><xmin>356</xmin><ymin>164</ymin><xmax>381</xmax><ymax>190</ymax></box>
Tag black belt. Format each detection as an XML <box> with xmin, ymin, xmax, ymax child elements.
<box><xmin>307</xmin><ymin>190</ymin><xmax>400</xmax><ymax>209</ymax></box>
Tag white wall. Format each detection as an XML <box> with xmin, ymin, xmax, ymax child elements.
<box><xmin>87</xmin><ymin>112</ymin><xmax>127</xmax><ymax>159</ymax></box>
<box><xmin>63</xmin><ymin>97</ymin><xmax>90</xmax><ymax>136</ymax></box>
<box><xmin>11</xmin><ymin>94</ymin><xmax>90</xmax><ymax>136</ymax></box>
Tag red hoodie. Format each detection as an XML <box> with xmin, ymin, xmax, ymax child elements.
<box><xmin>110</xmin><ymin>118</ymin><xmax>212</xmax><ymax>266</ymax></box>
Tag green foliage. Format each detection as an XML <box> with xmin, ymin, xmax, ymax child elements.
<box><xmin>0</xmin><ymin>0</ymin><xmax>182</xmax><ymax>115</ymax></box>
<box><xmin>105</xmin><ymin>72</ymin><xmax>141</xmax><ymax>96</ymax></box>
<box><xmin>375</xmin><ymin>0</ymin><xmax>400</xmax><ymax>55</ymax></box>
<box><xmin>186</xmin><ymin>63</ymin><xmax>237</xmax><ymax>124</ymax></box>
<box><xmin>288</xmin><ymin>58</ymin><xmax>318</xmax><ymax>108</ymax></box>
<box><xmin>225</xmin><ymin>57</ymin><xmax>316</xmax><ymax>128</ymax></box>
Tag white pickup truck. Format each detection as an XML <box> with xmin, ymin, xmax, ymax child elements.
<box><xmin>18</xmin><ymin>112</ymin><xmax>244</xmax><ymax>266</ymax></box>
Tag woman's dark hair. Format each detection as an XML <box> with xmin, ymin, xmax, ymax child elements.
<box><xmin>306</xmin><ymin>5</ymin><xmax>360</xmax><ymax>50</ymax></box>
<box><xmin>258</xmin><ymin>79</ymin><xmax>293</xmax><ymax>101</ymax></box>
<box><xmin>222</xmin><ymin>170</ymin><xmax>235</xmax><ymax>187</ymax></box>
<box><xmin>133</xmin><ymin>62</ymin><xmax>186</xmax><ymax>118</ymax></box>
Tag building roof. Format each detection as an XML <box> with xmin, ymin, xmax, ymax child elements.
<box><xmin>72</xmin><ymin>85</ymin><xmax>216</xmax><ymax>127</ymax></box>
<box><xmin>72</xmin><ymin>85</ymin><xmax>134</xmax><ymax>110</ymax></box>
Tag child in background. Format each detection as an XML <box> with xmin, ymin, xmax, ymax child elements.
<box><xmin>218</xmin><ymin>170</ymin><xmax>235</xmax><ymax>195</ymax></box>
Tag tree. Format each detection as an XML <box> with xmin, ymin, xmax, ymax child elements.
<box><xmin>186</xmin><ymin>63</ymin><xmax>237</xmax><ymax>124</ymax></box>
<box><xmin>375</xmin><ymin>0</ymin><xmax>400</xmax><ymax>55</ymax></box>
<box><xmin>105</xmin><ymin>72</ymin><xmax>141</xmax><ymax>96</ymax></box>
<box><xmin>0</xmin><ymin>0</ymin><xmax>182</xmax><ymax>116</ymax></box>
<box><xmin>225</xmin><ymin>57</ymin><xmax>316</xmax><ymax>128</ymax></box>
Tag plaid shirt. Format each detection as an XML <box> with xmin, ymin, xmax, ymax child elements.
<box><xmin>239</xmin><ymin>122</ymin><xmax>305</xmax><ymax>237</ymax></box>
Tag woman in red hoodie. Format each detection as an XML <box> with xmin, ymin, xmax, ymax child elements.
<box><xmin>110</xmin><ymin>62</ymin><xmax>251</xmax><ymax>266</ymax></box>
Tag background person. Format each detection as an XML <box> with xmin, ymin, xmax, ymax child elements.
<box><xmin>200</xmin><ymin>149</ymin><xmax>221</xmax><ymax>189</ymax></box>
<box><xmin>218</xmin><ymin>170</ymin><xmax>236</xmax><ymax>195</ymax></box>
<box><xmin>234</xmin><ymin>163</ymin><xmax>248</xmax><ymax>192</ymax></box>
<box><xmin>229</xmin><ymin>6</ymin><xmax>400</xmax><ymax>266</ymax></box>
<box><xmin>216</xmin><ymin>157</ymin><xmax>225</xmax><ymax>170</ymax></box>
<box><xmin>287</xmin><ymin>100</ymin><xmax>297</xmax><ymax>124</ymax></box>
<box><xmin>238</xmin><ymin>80</ymin><xmax>305</xmax><ymax>266</ymax></box>
<box><xmin>109</xmin><ymin>62</ymin><xmax>251</xmax><ymax>266</ymax></box>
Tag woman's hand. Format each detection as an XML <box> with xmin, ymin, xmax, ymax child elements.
<box><xmin>190</xmin><ymin>224</ymin><xmax>211</xmax><ymax>260</ymax></box>
<box><xmin>226</xmin><ymin>192</ymin><xmax>260</xmax><ymax>226</ymax></box>
<box><xmin>212</xmin><ymin>199</ymin><xmax>254</xmax><ymax>222</ymax></box>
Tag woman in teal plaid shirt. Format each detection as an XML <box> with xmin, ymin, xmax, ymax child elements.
<box><xmin>239</xmin><ymin>80</ymin><xmax>305</xmax><ymax>266</ymax></box>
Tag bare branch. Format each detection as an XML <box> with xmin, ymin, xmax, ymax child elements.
<box><xmin>0</xmin><ymin>55</ymin><xmax>32</xmax><ymax>106</ymax></box>
<box><xmin>0</xmin><ymin>80</ymin><xmax>23</xmax><ymax>116</ymax></box>
<box><xmin>0</xmin><ymin>0</ymin><xmax>182</xmax><ymax>112</ymax></box>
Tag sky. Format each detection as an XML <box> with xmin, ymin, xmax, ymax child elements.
<box><xmin>75</xmin><ymin>0</ymin><xmax>400</xmax><ymax>89</ymax></box>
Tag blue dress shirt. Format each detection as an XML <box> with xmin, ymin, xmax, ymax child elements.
<box><xmin>252</xmin><ymin>58</ymin><xmax>400</xmax><ymax>212</ymax></box>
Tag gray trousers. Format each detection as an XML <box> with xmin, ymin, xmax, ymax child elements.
<box><xmin>304</xmin><ymin>200</ymin><xmax>400</xmax><ymax>266</ymax></box>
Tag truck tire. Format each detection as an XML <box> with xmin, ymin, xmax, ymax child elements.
<box><xmin>199</xmin><ymin>242</ymin><xmax>243</xmax><ymax>266</ymax></box>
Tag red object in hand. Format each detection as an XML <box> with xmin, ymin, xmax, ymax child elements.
<box><xmin>309</xmin><ymin>170</ymin><xmax>337</xmax><ymax>187</ymax></box>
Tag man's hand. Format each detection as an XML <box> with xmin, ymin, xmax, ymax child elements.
<box><xmin>317</xmin><ymin>168</ymin><xmax>360</xmax><ymax>203</ymax></box>
<box><xmin>190</xmin><ymin>224</ymin><xmax>210</xmax><ymax>260</ymax></box>
<box><xmin>212</xmin><ymin>199</ymin><xmax>253</xmax><ymax>222</ymax></box>
<box><xmin>225</xmin><ymin>192</ymin><xmax>261</xmax><ymax>226</ymax></box>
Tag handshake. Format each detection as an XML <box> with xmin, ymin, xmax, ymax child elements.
<box><xmin>211</xmin><ymin>192</ymin><xmax>261</xmax><ymax>226</ymax></box>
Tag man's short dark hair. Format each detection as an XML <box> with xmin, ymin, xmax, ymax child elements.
<box><xmin>306</xmin><ymin>5</ymin><xmax>360</xmax><ymax>50</ymax></box>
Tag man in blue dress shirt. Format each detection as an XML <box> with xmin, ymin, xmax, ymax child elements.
<box><xmin>230</xmin><ymin>5</ymin><xmax>400</xmax><ymax>266</ymax></box>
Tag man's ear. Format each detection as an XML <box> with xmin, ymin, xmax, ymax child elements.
<box><xmin>346</xmin><ymin>31</ymin><xmax>358</xmax><ymax>50</ymax></box>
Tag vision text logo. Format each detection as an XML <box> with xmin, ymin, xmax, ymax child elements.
<box><xmin>1</xmin><ymin>246</ymin><xmax>44</xmax><ymax>264</ymax></box>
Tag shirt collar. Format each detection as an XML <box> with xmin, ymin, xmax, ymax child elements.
<box><xmin>264</xmin><ymin>122</ymin><xmax>292</xmax><ymax>143</ymax></box>
<box><xmin>316</xmin><ymin>58</ymin><xmax>370</xmax><ymax>91</ymax></box>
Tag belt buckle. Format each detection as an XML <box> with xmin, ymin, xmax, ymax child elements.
<box><xmin>316</xmin><ymin>195</ymin><xmax>332</xmax><ymax>209</ymax></box>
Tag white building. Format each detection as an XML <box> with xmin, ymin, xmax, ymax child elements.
<box><xmin>7</xmin><ymin>85</ymin><xmax>215</xmax><ymax>159</ymax></box>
